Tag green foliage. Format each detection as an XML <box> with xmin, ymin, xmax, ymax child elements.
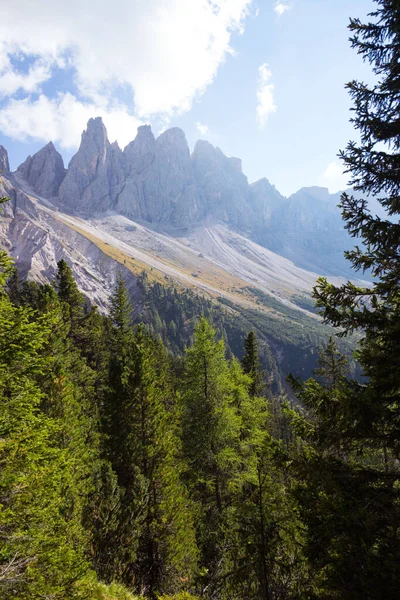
<box><xmin>101</xmin><ymin>279</ymin><xmax>198</xmax><ymax>597</ymax></box>
<box><xmin>0</xmin><ymin>252</ymin><xmax>90</xmax><ymax>598</ymax></box>
<box><xmin>0</xmin><ymin>252</ymin><xmax>314</xmax><ymax>598</ymax></box>
<box><xmin>241</xmin><ymin>330</ymin><xmax>265</xmax><ymax>397</ymax></box>
<box><xmin>74</xmin><ymin>577</ymin><xmax>139</xmax><ymax>599</ymax></box>
<box><xmin>158</xmin><ymin>594</ymin><xmax>199</xmax><ymax>600</ymax></box>
<box><xmin>286</xmin><ymin>4</ymin><xmax>400</xmax><ymax>596</ymax></box>
<box><xmin>135</xmin><ymin>277</ymin><xmax>358</xmax><ymax>395</ymax></box>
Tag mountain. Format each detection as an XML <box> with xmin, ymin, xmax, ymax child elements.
<box><xmin>1</xmin><ymin>116</ymin><xmax>374</xmax><ymax>311</ymax></box>
<box><xmin>16</xmin><ymin>142</ymin><xmax>66</xmax><ymax>199</ymax></box>
<box><xmin>8</xmin><ymin>116</ymin><xmax>360</xmax><ymax>278</ymax></box>
<box><xmin>0</xmin><ymin>119</ymin><xmax>370</xmax><ymax>383</ymax></box>
<box><xmin>1</xmin><ymin>116</ymin><xmax>373</xmax><ymax>298</ymax></box>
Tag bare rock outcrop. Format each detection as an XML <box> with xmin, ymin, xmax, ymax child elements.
<box><xmin>0</xmin><ymin>145</ymin><xmax>10</xmax><ymax>174</ymax></box>
<box><xmin>17</xmin><ymin>142</ymin><xmax>66</xmax><ymax>198</ymax></box>
<box><xmin>191</xmin><ymin>140</ymin><xmax>251</xmax><ymax>230</ymax></box>
<box><xmin>117</xmin><ymin>125</ymin><xmax>202</xmax><ymax>227</ymax></box>
<box><xmin>58</xmin><ymin>117</ymin><xmax>123</xmax><ymax>214</ymax></box>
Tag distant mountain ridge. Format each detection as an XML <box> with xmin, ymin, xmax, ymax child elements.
<box><xmin>3</xmin><ymin>117</ymin><xmax>367</xmax><ymax>277</ymax></box>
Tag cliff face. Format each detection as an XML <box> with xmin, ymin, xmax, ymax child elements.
<box><xmin>57</xmin><ymin>117</ymin><xmax>124</xmax><ymax>213</ymax></box>
<box><xmin>10</xmin><ymin>116</ymin><xmax>358</xmax><ymax>277</ymax></box>
<box><xmin>0</xmin><ymin>145</ymin><xmax>10</xmax><ymax>174</ymax></box>
<box><xmin>117</xmin><ymin>125</ymin><xmax>203</xmax><ymax>227</ymax></box>
<box><xmin>0</xmin><ymin>172</ymin><xmax>139</xmax><ymax>310</ymax></box>
<box><xmin>16</xmin><ymin>142</ymin><xmax>66</xmax><ymax>199</ymax></box>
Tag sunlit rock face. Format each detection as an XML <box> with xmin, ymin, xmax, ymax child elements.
<box><xmin>117</xmin><ymin>125</ymin><xmax>203</xmax><ymax>227</ymax></box>
<box><xmin>57</xmin><ymin>117</ymin><xmax>121</xmax><ymax>213</ymax></box>
<box><xmin>9</xmin><ymin>116</ymin><xmax>361</xmax><ymax>278</ymax></box>
<box><xmin>0</xmin><ymin>145</ymin><xmax>10</xmax><ymax>174</ymax></box>
<box><xmin>17</xmin><ymin>142</ymin><xmax>66</xmax><ymax>199</ymax></box>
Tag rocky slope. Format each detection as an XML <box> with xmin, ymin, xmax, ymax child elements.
<box><xmin>6</xmin><ymin>116</ymin><xmax>362</xmax><ymax>277</ymax></box>
<box><xmin>0</xmin><ymin>116</ymin><xmax>373</xmax><ymax>314</ymax></box>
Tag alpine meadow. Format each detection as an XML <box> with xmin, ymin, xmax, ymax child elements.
<box><xmin>0</xmin><ymin>1</ymin><xmax>399</xmax><ymax>599</ymax></box>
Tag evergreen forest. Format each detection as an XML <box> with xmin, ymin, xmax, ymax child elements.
<box><xmin>1</xmin><ymin>1</ymin><xmax>400</xmax><ymax>598</ymax></box>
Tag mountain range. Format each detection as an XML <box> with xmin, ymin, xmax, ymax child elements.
<box><xmin>0</xmin><ymin>117</ymin><xmax>367</xmax><ymax>382</ymax></box>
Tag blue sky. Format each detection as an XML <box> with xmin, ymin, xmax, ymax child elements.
<box><xmin>0</xmin><ymin>0</ymin><xmax>374</xmax><ymax>196</ymax></box>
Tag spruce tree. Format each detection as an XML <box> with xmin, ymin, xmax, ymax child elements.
<box><xmin>241</xmin><ymin>331</ymin><xmax>264</xmax><ymax>398</ymax></box>
<box><xmin>0</xmin><ymin>250</ymin><xmax>91</xmax><ymax>598</ymax></box>
<box><xmin>290</xmin><ymin>3</ymin><xmax>400</xmax><ymax>595</ymax></box>
<box><xmin>102</xmin><ymin>276</ymin><xmax>198</xmax><ymax>595</ymax></box>
<box><xmin>181</xmin><ymin>319</ymin><xmax>242</xmax><ymax>594</ymax></box>
<box><xmin>55</xmin><ymin>259</ymin><xmax>85</xmax><ymax>345</ymax></box>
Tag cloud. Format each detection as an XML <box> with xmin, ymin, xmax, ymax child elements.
<box><xmin>0</xmin><ymin>57</ymin><xmax>56</xmax><ymax>98</ymax></box>
<box><xmin>0</xmin><ymin>93</ymin><xmax>143</xmax><ymax>149</ymax></box>
<box><xmin>0</xmin><ymin>0</ymin><xmax>252</xmax><ymax>147</ymax></box>
<box><xmin>256</xmin><ymin>63</ymin><xmax>276</xmax><ymax>127</ymax></box>
<box><xmin>323</xmin><ymin>160</ymin><xmax>349</xmax><ymax>192</ymax></box>
<box><xmin>273</xmin><ymin>2</ymin><xmax>290</xmax><ymax>16</ymax></box>
<box><xmin>195</xmin><ymin>122</ymin><xmax>210</xmax><ymax>136</ymax></box>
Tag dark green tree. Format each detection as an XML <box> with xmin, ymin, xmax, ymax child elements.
<box><xmin>181</xmin><ymin>319</ymin><xmax>243</xmax><ymax>594</ymax></box>
<box><xmin>0</xmin><ymin>249</ymin><xmax>91</xmax><ymax>598</ymax></box>
<box><xmin>102</xmin><ymin>276</ymin><xmax>198</xmax><ymax>596</ymax></box>
<box><xmin>241</xmin><ymin>331</ymin><xmax>264</xmax><ymax>398</ymax></box>
<box><xmin>289</xmin><ymin>3</ymin><xmax>400</xmax><ymax>596</ymax></box>
<box><xmin>54</xmin><ymin>259</ymin><xmax>85</xmax><ymax>344</ymax></box>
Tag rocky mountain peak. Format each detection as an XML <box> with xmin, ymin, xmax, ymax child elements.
<box><xmin>252</xmin><ymin>177</ymin><xmax>278</xmax><ymax>193</ymax></box>
<box><xmin>123</xmin><ymin>125</ymin><xmax>156</xmax><ymax>175</ymax></box>
<box><xmin>57</xmin><ymin>117</ymin><xmax>115</xmax><ymax>213</ymax></box>
<box><xmin>0</xmin><ymin>145</ymin><xmax>10</xmax><ymax>174</ymax></box>
<box><xmin>228</xmin><ymin>157</ymin><xmax>242</xmax><ymax>173</ymax></box>
<box><xmin>191</xmin><ymin>139</ymin><xmax>251</xmax><ymax>229</ymax></box>
<box><xmin>135</xmin><ymin>124</ymin><xmax>154</xmax><ymax>140</ymax></box>
<box><xmin>118</xmin><ymin>124</ymin><xmax>200</xmax><ymax>226</ymax></box>
<box><xmin>192</xmin><ymin>139</ymin><xmax>215</xmax><ymax>157</ymax></box>
<box><xmin>157</xmin><ymin>126</ymin><xmax>188</xmax><ymax>147</ymax></box>
<box><xmin>16</xmin><ymin>142</ymin><xmax>66</xmax><ymax>198</ymax></box>
<box><xmin>85</xmin><ymin>116</ymin><xmax>108</xmax><ymax>141</ymax></box>
<box><xmin>156</xmin><ymin>127</ymin><xmax>191</xmax><ymax>173</ymax></box>
<box><xmin>291</xmin><ymin>186</ymin><xmax>331</xmax><ymax>203</ymax></box>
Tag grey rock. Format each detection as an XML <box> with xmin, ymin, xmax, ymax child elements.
<box><xmin>58</xmin><ymin>117</ymin><xmax>118</xmax><ymax>213</ymax></box>
<box><xmin>17</xmin><ymin>142</ymin><xmax>66</xmax><ymax>198</ymax></box>
<box><xmin>3</xmin><ymin>117</ymin><xmax>365</xmax><ymax>278</ymax></box>
<box><xmin>117</xmin><ymin>125</ymin><xmax>202</xmax><ymax>226</ymax></box>
<box><xmin>191</xmin><ymin>140</ymin><xmax>251</xmax><ymax>230</ymax></box>
<box><xmin>250</xmin><ymin>178</ymin><xmax>286</xmax><ymax>225</ymax></box>
<box><xmin>0</xmin><ymin>175</ymin><xmax>38</xmax><ymax>219</ymax></box>
<box><xmin>0</xmin><ymin>145</ymin><xmax>10</xmax><ymax>174</ymax></box>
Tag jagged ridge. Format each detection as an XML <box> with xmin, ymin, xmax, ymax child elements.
<box><xmin>3</xmin><ymin>118</ymin><xmax>363</xmax><ymax>276</ymax></box>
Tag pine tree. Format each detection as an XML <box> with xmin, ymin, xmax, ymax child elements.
<box><xmin>289</xmin><ymin>4</ymin><xmax>400</xmax><ymax>595</ymax></box>
<box><xmin>0</xmin><ymin>250</ymin><xmax>91</xmax><ymax>598</ymax></box>
<box><xmin>102</xmin><ymin>276</ymin><xmax>198</xmax><ymax>596</ymax></box>
<box><xmin>241</xmin><ymin>331</ymin><xmax>264</xmax><ymax>398</ymax></box>
<box><xmin>181</xmin><ymin>319</ymin><xmax>242</xmax><ymax>594</ymax></box>
<box><xmin>230</xmin><ymin>354</ymin><xmax>306</xmax><ymax>600</ymax></box>
<box><xmin>55</xmin><ymin>259</ymin><xmax>85</xmax><ymax>344</ymax></box>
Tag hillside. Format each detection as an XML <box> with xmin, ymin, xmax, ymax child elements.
<box><xmin>0</xmin><ymin>121</ymin><xmax>363</xmax><ymax>385</ymax></box>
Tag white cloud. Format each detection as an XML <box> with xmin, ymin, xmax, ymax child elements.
<box><xmin>195</xmin><ymin>122</ymin><xmax>210</xmax><ymax>136</ymax></box>
<box><xmin>0</xmin><ymin>93</ymin><xmax>143</xmax><ymax>149</ymax></box>
<box><xmin>274</xmin><ymin>2</ymin><xmax>290</xmax><ymax>16</ymax></box>
<box><xmin>256</xmin><ymin>63</ymin><xmax>276</xmax><ymax>127</ymax></box>
<box><xmin>322</xmin><ymin>160</ymin><xmax>349</xmax><ymax>192</ymax></box>
<box><xmin>0</xmin><ymin>57</ymin><xmax>55</xmax><ymax>98</ymax></box>
<box><xmin>0</xmin><ymin>0</ymin><xmax>252</xmax><ymax>146</ymax></box>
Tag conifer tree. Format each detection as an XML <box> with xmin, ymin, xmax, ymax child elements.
<box><xmin>102</xmin><ymin>276</ymin><xmax>198</xmax><ymax>596</ymax></box>
<box><xmin>289</xmin><ymin>4</ymin><xmax>400</xmax><ymax>594</ymax></box>
<box><xmin>55</xmin><ymin>259</ymin><xmax>85</xmax><ymax>344</ymax></box>
<box><xmin>0</xmin><ymin>249</ymin><xmax>91</xmax><ymax>598</ymax></box>
<box><xmin>241</xmin><ymin>331</ymin><xmax>264</xmax><ymax>397</ymax></box>
<box><xmin>181</xmin><ymin>319</ymin><xmax>242</xmax><ymax>593</ymax></box>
